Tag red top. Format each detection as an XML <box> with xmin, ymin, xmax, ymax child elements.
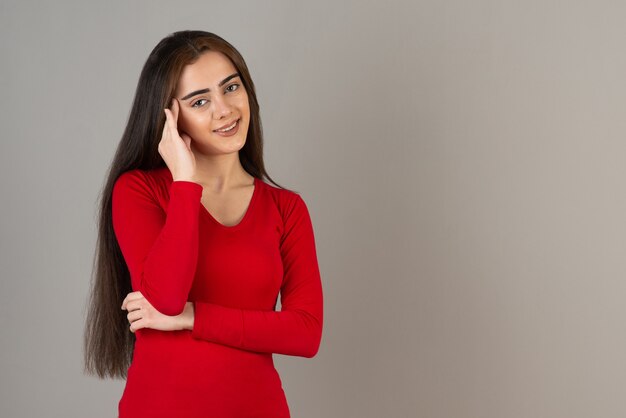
<box><xmin>112</xmin><ymin>167</ymin><xmax>323</xmax><ymax>418</ymax></box>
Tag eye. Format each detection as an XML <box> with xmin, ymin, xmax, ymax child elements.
<box><xmin>226</xmin><ymin>83</ymin><xmax>240</xmax><ymax>92</ymax></box>
<box><xmin>191</xmin><ymin>99</ymin><xmax>208</xmax><ymax>108</ymax></box>
<box><xmin>190</xmin><ymin>84</ymin><xmax>241</xmax><ymax>108</ymax></box>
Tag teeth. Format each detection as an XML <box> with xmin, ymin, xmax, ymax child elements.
<box><xmin>215</xmin><ymin>120</ymin><xmax>238</xmax><ymax>132</ymax></box>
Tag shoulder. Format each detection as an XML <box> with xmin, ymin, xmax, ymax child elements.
<box><xmin>260</xmin><ymin>178</ymin><xmax>306</xmax><ymax>210</ymax></box>
<box><xmin>115</xmin><ymin>166</ymin><xmax>170</xmax><ymax>184</ymax></box>
<box><xmin>113</xmin><ymin>167</ymin><xmax>171</xmax><ymax>203</ymax></box>
<box><xmin>259</xmin><ymin>178</ymin><xmax>311</xmax><ymax>226</ymax></box>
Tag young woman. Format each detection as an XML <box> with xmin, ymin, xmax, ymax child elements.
<box><xmin>83</xmin><ymin>30</ymin><xmax>324</xmax><ymax>417</ymax></box>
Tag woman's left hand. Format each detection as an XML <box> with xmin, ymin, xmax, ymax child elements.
<box><xmin>121</xmin><ymin>291</ymin><xmax>194</xmax><ymax>333</ymax></box>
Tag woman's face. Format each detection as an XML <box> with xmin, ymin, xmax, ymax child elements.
<box><xmin>173</xmin><ymin>51</ymin><xmax>250</xmax><ymax>156</ymax></box>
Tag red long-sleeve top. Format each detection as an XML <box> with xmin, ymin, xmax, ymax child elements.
<box><xmin>111</xmin><ymin>167</ymin><xmax>323</xmax><ymax>417</ymax></box>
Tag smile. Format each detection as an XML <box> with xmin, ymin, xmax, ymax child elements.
<box><xmin>213</xmin><ymin>119</ymin><xmax>240</xmax><ymax>132</ymax></box>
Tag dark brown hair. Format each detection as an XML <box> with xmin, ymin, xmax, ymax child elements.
<box><xmin>83</xmin><ymin>30</ymin><xmax>290</xmax><ymax>379</ymax></box>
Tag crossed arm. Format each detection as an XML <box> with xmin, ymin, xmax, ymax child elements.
<box><xmin>113</xmin><ymin>171</ymin><xmax>323</xmax><ymax>358</ymax></box>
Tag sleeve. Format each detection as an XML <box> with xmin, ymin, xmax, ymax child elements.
<box><xmin>190</xmin><ymin>193</ymin><xmax>324</xmax><ymax>358</ymax></box>
<box><xmin>111</xmin><ymin>170</ymin><xmax>204</xmax><ymax>316</ymax></box>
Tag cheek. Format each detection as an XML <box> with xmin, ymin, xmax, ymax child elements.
<box><xmin>235</xmin><ymin>94</ymin><xmax>250</xmax><ymax>111</ymax></box>
<box><xmin>181</xmin><ymin>112</ymin><xmax>210</xmax><ymax>132</ymax></box>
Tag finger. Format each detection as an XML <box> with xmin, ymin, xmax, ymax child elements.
<box><xmin>180</xmin><ymin>132</ymin><xmax>192</xmax><ymax>148</ymax></box>
<box><xmin>127</xmin><ymin>309</ymin><xmax>143</xmax><ymax>323</ymax></box>
<box><xmin>171</xmin><ymin>101</ymin><xmax>182</xmax><ymax>137</ymax></box>
<box><xmin>130</xmin><ymin>318</ymin><xmax>144</xmax><ymax>333</ymax></box>
<box><xmin>165</xmin><ymin>107</ymin><xmax>177</xmax><ymax>138</ymax></box>
<box><xmin>161</xmin><ymin>110</ymin><xmax>170</xmax><ymax>142</ymax></box>
<box><xmin>171</xmin><ymin>98</ymin><xmax>179</xmax><ymax>122</ymax></box>
<box><xmin>163</xmin><ymin>109</ymin><xmax>172</xmax><ymax>134</ymax></box>
<box><xmin>125</xmin><ymin>299</ymin><xmax>144</xmax><ymax>313</ymax></box>
<box><xmin>126</xmin><ymin>299</ymin><xmax>141</xmax><ymax>312</ymax></box>
<box><xmin>121</xmin><ymin>294</ymin><xmax>130</xmax><ymax>310</ymax></box>
<box><xmin>121</xmin><ymin>291</ymin><xmax>143</xmax><ymax>310</ymax></box>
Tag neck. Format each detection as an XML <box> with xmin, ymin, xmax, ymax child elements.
<box><xmin>191</xmin><ymin>152</ymin><xmax>253</xmax><ymax>193</ymax></box>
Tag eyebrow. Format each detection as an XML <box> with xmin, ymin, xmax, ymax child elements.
<box><xmin>179</xmin><ymin>73</ymin><xmax>241</xmax><ymax>101</ymax></box>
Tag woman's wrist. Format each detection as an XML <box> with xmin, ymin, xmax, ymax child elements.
<box><xmin>180</xmin><ymin>301</ymin><xmax>195</xmax><ymax>330</ymax></box>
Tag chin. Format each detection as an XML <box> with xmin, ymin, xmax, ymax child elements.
<box><xmin>210</xmin><ymin>139</ymin><xmax>248</xmax><ymax>155</ymax></box>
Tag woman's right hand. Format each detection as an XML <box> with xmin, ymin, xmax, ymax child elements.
<box><xmin>159</xmin><ymin>98</ymin><xmax>196</xmax><ymax>182</ymax></box>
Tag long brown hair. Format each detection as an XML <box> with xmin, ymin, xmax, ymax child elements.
<box><xmin>83</xmin><ymin>30</ymin><xmax>290</xmax><ymax>379</ymax></box>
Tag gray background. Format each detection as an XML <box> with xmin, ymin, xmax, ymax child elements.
<box><xmin>2</xmin><ymin>0</ymin><xmax>625</xmax><ymax>417</ymax></box>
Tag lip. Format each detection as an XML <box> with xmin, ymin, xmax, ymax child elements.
<box><xmin>213</xmin><ymin>118</ymin><xmax>240</xmax><ymax>132</ymax></box>
<box><xmin>212</xmin><ymin>118</ymin><xmax>240</xmax><ymax>137</ymax></box>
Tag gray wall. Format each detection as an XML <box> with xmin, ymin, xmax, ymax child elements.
<box><xmin>2</xmin><ymin>1</ymin><xmax>625</xmax><ymax>417</ymax></box>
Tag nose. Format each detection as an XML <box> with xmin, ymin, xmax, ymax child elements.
<box><xmin>211</xmin><ymin>94</ymin><xmax>233</xmax><ymax>120</ymax></box>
